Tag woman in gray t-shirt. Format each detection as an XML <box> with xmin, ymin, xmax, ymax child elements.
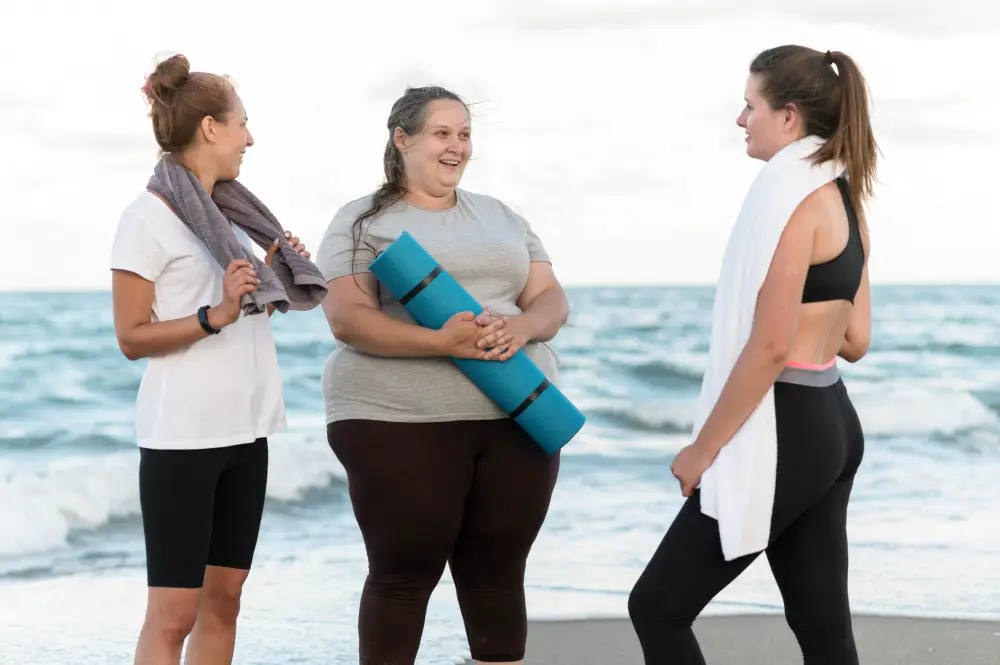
<box><xmin>316</xmin><ymin>86</ymin><xmax>570</xmax><ymax>664</ymax></box>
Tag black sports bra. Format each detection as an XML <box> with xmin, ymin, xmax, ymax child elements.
<box><xmin>801</xmin><ymin>177</ymin><xmax>864</xmax><ymax>304</ymax></box>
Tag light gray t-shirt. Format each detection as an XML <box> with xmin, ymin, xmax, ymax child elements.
<box><xmin>315</xmin><ymin>188</ymin><xmax>561</xmax><ymax>424</ymax></box>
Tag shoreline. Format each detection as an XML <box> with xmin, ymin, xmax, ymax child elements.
<box><xmin>462</xmin><ymin>614</ymin><xmax>1000</xmax><ymax>664</ymax></box>
<box><xmin>5</xmin><ymin>282</ymin><xmax>1000</xmax><ymax>296</ymax></box>
<box><xmin>3</xmin><ymin>566</ymin><xmax>1000</xmax><ymax>663</ymax></box>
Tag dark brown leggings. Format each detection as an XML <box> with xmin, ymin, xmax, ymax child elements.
<box><xmin>327</xmin><ymin>418</ymin><xmax>560</xmax><ymax>665</ymax></box>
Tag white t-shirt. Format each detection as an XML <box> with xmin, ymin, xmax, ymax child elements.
<box><xmin>109</xmin><ymin>191</ymin><xmax>287</xmax><ymax>450</ymax></box>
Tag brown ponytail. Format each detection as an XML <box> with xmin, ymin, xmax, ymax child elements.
<box><xmin>750</xmin><ymin>45</ymin><xmax>880</xmax><ymax>229</ymax></box>
<box><xmin>812</xmin><ymin>51</ymin><xmax>879</xmax><ymax>228</ymax></box>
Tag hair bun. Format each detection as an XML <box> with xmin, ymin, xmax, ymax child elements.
<box><xmin>143</xmin><ymin>54</ymin><xmax>190</xmax><ymax>105</ymax></box>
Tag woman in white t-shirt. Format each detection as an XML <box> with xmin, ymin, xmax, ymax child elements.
<box><xmin>110</xmin><ymin>54</ymin><xmax>311</xmax><ymax>665</ymax></box>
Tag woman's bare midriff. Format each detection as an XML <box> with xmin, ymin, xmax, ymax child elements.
<box><xmin>787</xmin><ymin>300</ymin><xmax>853</xmax><ymax>366</ymax></box>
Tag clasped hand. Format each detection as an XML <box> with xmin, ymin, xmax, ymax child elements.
<box><xmin>436</xmin><ymin>308</ymin><xmax>532</xmax><ymax>361</ymax></box>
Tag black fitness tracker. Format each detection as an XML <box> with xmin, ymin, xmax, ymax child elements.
<box><xmin>197</xmin><ymin>305</ymin><xmax>222</xmax><ymax>335</ymax></box>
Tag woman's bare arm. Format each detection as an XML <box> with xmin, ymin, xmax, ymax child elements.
<box><xmin>112</xmin><ymin>272</ymin><xmax>216</xmax><ymax>360</ymax></box>
<box><xmin>516</xmin><ymin>262</ymin><xmax>570</xmax><ymax>342</ymax></box>
<box><xmin>839</xmin><ymin>234</ymin><xmax>871</xmax><ymax>362</ymax></box>
<box><xmin>112</xmin><ymin>259</ymin><xmax>256</xmax><ymax>361</ymax></box>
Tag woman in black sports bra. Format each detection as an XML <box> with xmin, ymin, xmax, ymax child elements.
<box><xmin>628</xmin><ymin>46</ymin><xmax>877</xmax><ymax>665</ymax></box>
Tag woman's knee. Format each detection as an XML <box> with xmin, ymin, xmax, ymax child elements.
<box><xmin>358</xmin><ymin>518</ymin><xmax>458</xmax><ymax>602</ymax></box>
<box><xmin>198</xmin><ymin>566</ymin><xmax>249</xmax><ymax>625</ymax></box>
<box><xmin>365</xmin><ymin>557</ymin><xmax>449</xmax><ymax>602</ymax></box>
<box><xmin>785</xmin><ymin>604</ymin><xmax>855</xmax><ymax>653</ymax></box>
<box><xmin>627</xmin><ymin>577</ymin><xmax>653</xmax><ymax>628</ymax></box>
<box><xmin>200</xmin><ymin>584</ymin><xmax>243</xmax><ymax>625</ymax></box>
<box><xmin>450</xmin><ymin>541</ymin><xmax>528</xmax><ymax>590</ymax></box>
<box><xmin>628</xmin><ymin>573</ymin><xmax>694</xmax><ymax>634</ymax></box>
<box><xmin>144</xmin><ymin>592</ymin><xmax>199</xmax><ymax>644</ymax></box>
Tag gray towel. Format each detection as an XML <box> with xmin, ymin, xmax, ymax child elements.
<box><xmin>146</xmin><ymin>155</ymin><xmax>328</xmax><ymax>315</ymax></box>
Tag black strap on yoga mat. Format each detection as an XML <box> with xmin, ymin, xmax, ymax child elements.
<box><xmin>399</xmin><ymin>265</ymin><xmax>443</xmax><ymax>305</ymax></box>
<box><xmin>509</xmin><ymin>378</ymin><xmax>551</xmax><ymax>419</ymax></box>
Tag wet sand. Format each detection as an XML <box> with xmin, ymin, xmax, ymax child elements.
<box><xmin>464</xmin><ymin>614</ymin><xmax>1000</xmax><ymax>664</ymax></box>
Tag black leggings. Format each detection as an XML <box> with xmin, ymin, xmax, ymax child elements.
<box><xmin>628</xmin><ymin>367</ymin><xmax>864</xmax><ymax>665</ymax></box>
<box><xmin>327</xmin><ymin>418</ymin><xmax>560</xmax><ymax>664</ymax></box>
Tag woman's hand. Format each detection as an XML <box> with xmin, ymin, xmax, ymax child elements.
<box><xmin>434</xmin><ymin>311</ymin><xmax>506</xmax><ymax>360</ymax></box>
<box><xmin>670</xmin><ymin>443</ymin><xmax>718</xmax><ymax>497</ymax></box>
<box><xmin>209</xmin><ymin>259</ymin><xmax>260</xmax><ymax>328</ymax></box>
<box><xmin>266</xmin><ymin>230</ymin><xmax>310</xmax><ymax>268</ymax></box>
<box><xmin>476</xmin><ymin>311</ymin><xmax>534</xmax><ymax>361</ymax></box>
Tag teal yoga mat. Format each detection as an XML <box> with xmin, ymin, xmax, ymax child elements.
<box><xmin>368</xmin><ymin>231</ymin><xmax>585</xmax><ymax>455</ymax></box>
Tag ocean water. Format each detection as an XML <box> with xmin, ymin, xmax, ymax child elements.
<box><xmin>1</xmin><ymin>285</ymin><xmax>999</xmax><ymax>664</ymax></box>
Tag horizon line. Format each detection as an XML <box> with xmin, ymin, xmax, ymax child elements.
<box><xmin>1</xmin><ymin>281</ymin><xmax>997</xmax><ymax>295</ymax></box>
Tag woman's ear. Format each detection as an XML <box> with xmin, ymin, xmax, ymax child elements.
<box><xmin>782</xmin><ymin>102</ymin><xmax>801</xmax><ymax>134</ymax></box>
<box><xmin>392</xmin><ymin>126</ymin><xmax>408</xmax><ymax>153</ymax></box>
<box><xmin>199</xmin><ymin>115</ymin><xmax>218</xmax><ymax>144</ymax></box>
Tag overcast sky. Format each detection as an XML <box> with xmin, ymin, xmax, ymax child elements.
<box><xmin>2</xmin><ymin>0</ymin><xmax>998</xmax><ymax>290</ymax></box>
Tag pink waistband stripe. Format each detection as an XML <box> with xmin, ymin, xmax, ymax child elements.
<box><xmin>785</xmin><ymin>358</ymin><xmax>836</xmax><ymax>371</ymax></box>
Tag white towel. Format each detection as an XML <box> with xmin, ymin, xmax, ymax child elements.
<box><xmin>693</xmin><ymin>135</ymin><xmax>845</xmax><ymax>561</ymax></box>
